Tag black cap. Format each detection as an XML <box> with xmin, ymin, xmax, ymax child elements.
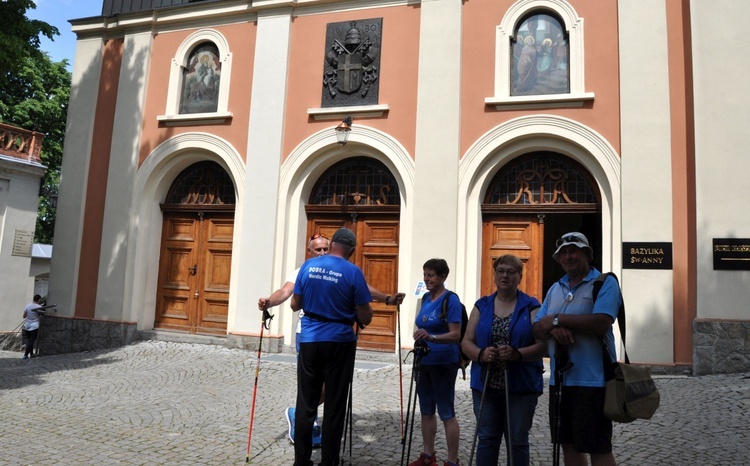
<box><xmin>331</xmin><ymin>228</ymin><xmax>357</xmax><ymax>247</ymax></box>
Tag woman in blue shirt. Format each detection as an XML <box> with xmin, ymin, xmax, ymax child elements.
<box><xmin>408</xmin><ymin>258</ymin><xmax>463</xmax><ymax>466</ymax></box>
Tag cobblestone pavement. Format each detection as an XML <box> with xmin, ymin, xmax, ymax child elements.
<box><xmin>1</xmin><ymin>341</ymin><xmax>749</xmax><ymax>465</ymax></box>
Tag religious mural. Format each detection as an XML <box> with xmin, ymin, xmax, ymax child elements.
<box><xmin>511</xmin><ymin>13</ymin><xmax>569</xmax><ymax>96</ymax></box>
<box><xmin>180</xmin><ymin>43</ymin><xmax>221</xmax><ymax>114</ymax></box>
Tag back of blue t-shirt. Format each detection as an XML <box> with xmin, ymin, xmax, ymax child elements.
<box><xmin>295</xmin><ymin>255</ymin><xmax>372</xmax><ymax>343</ymax></box>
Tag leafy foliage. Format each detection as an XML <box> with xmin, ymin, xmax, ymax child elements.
<box><xmin>0</xmin><ymin>0</ymin><xmax>69</xmax><ymax>244</ymax></box>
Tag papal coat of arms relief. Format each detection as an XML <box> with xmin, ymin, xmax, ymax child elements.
<box><xmin>322</xmin><ymin>19</ymin><xmax>382</xmax><ymax>108</ymax></box>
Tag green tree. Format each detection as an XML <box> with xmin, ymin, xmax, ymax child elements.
<box><xmin>0</xmin><ymin>0</ymin><xmax>58</xmax><ymax>91</ymax></box>
<box><xmin>0</xmin><ymin>0</ymin><xmax>68</xmax><ymax>244</ymax></box>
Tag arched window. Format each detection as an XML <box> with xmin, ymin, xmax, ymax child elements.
<box><xmin>511</xmin><ymin>12</ymin><xmax>569</xmax><ymax>96</ymax></box>
<box><xmin>486</xmin><ymin>0</ymin><xmax>593</xmax><ymax>109</ymax></box>
<box><xmin>484</xmin><ymin>152</ymin><xmax>599</xmax><ymax>210</ymax></box>
<box><xmin>159</xmin><ymin>29</ymin><xmax>233</xmax><ymax>125</ymax></box>
<box><xmin>309</xmin><ymin>157</ymin><xmax>400</xmax><ymax>208</ymax></box>
<box><xmin>164</xmin><ymin>161</ymin><xmax>235</xmax><ymax>207</ymax></box>
<box><xmin>179</xmin><ymin>43</ymin><xmax>222</xmax><ymax>114</ymax></box>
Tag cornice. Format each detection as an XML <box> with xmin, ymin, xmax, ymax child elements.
<box><xmin>70</xmin><ymin>0</ymin><xmax>419</xmax><ymax>38</ymax></box>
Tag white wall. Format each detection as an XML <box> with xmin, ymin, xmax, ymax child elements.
<box><xmin>691</xmin><ymin>1</ymin><xmax>750</xmax><ymax>319</ymax></box>
<box><xmin>0</xmin><ymin>162</ymin><xmax>45</xmax><ymax>330</ymax></box>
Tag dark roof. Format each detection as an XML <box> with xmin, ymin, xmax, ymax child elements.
<box><xmin>101</xmin><ymin>0</ymin><xmax>225</xmax><ymax>17</ymax></box>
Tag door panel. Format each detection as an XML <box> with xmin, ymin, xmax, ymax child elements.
<box><xmin>156</xmin><ymin>212</ymin><xmax>233</xmax><ymax>335</ymax></box>
<box><xmin>307</xmin><ymin>215</ymin><xmax>399</xmax><ymax>351</ymax></box>
<box><xmin>481</xmin><ymin>216</ymin><xmax>543</xmax><ymax>301</ymax></box>
<box><xmin>197</xmin><ymin>216</ymin><xmax>233</xmax><ymax>333</ymax></box>
<box><xmin>356</xmin><ymin>220</ymin><xmax>399</xmax><ymax>351</ymax></box>
<box><xmin>156</xmin><ymin>216</ymin><xmax>198</xmax><ymax>330</ymax></box>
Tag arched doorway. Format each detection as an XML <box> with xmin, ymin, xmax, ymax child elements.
<box><xmin>154</xmin><ymin>161</ymin><xmax>236</xmax><ymax>335</ymax></box>
<box><xmin>482</xmin><ymin>152</ymin><xmax>601</xmax><ymax>300</ymax></box>
<box><xmin>305</xmin><ymin>157</ymin><xmax>401</xmax><ymax>352</ymax></box>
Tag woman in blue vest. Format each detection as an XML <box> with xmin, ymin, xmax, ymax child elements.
<box><xmin>462</xmin><ymin>255</ymin><xmax>547</xmax><ymax>466</ymax></box>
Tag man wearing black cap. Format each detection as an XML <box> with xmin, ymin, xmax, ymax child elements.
<box><xmin>291</xmin><ymin>228</ymin><xmax>373</xmax><ymax>466</ymax></box>
<box><xmin>532</xmin><ymin>232</ymin><xmax>621</xmax><ymax>466</ymax></box>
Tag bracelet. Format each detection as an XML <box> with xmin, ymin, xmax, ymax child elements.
<box><xmin>511</xmin><ymin>346</ymin><xmax>523</xmax><ymax>361</ymax></box>
<box><xmin>477</xmin><ymin>348</ymin><xmax>486</xmax><ymax>363</ymax></box>
<box><xmin>385</xmin><ymin>295</ymin><xmax>391</xmax><ymax>305</ymax></box>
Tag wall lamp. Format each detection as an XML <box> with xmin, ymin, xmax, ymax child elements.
<box><xmin>335</xmin><ymin>116</ymin><xmax>353</xmax><ymax>146</ymax></box>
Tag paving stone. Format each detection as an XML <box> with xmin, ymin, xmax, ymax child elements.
<box><xmin>1</xmin><ymin>341</ymin><xmax>748</xmax><ymax>465</ymax></box>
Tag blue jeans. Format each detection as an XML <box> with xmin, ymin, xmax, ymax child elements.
<box><xmin>471</xmin><ymin>388</ymin><xmax>539</xmax><ymax>466</ymax></box>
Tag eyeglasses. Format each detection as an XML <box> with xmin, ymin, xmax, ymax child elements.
<box><xmin>309</xmin><ymin>233</ymin><xmax>328</xmax><ymax>242</ymax></box>
<box><xmin>494</xmin><ymin>268</ymin><xmax>519</xmax><ymax>277</ymax></box>
<box><xmin>556</xmin><ymin>234</ymin><xmax>587</xmax><ymax>248</ymax></box>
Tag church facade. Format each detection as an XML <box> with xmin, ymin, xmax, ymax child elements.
<box><xmin>50</xmin><ymin>0</ymin><xmax>750</xmax><ymax>374</ymax></box>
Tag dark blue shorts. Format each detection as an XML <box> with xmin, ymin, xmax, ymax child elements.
<box><xmin>416</xmin><ymin>363</ymin><xmax>458</xmax><ymax>421</ymax></box>
<box><xmin>549</xmin><ymin>385</ymin><xmax>612</xmax><ymax>454</ymax></box>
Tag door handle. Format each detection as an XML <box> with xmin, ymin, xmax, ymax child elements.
<box><xmin>188</xmin><ymin>265</ymin><xmax>198</xmax><ymax>275</ymax></box>
<box><xmin>194</xmin><ymin>291</ymin><xmax>199</xmax><ymax>299</ymax></box>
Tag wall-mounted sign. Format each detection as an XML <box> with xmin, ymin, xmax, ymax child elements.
<box><xmin>12</xmin><ymin>229</ymin><xmax>34</xmax><ymax>257</ymax></box>
<box><xmin>622</xmin><ymin>242</ymin><xmax>673</xmax><ymax>269</ymax></box>
<box><xmin>713</xmin><ymin>238</ymin><xmax>750</xmax><ymax>270</ymax></box>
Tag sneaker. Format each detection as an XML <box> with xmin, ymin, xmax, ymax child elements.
<box><xmin>22</xmin><ymin>355</ymin><xmax>28</xmax><ymax>360</ymax></box>
<box><xmin>408</xmin><ymin>452</ymin><xmax>439</xmax><ymax>466</ymax></box>
<box><xmin>284</xmin><ymin>407</ymin><xmax>295</xmax><ymax>444</ymax></box>
<box><xmin>312</xmin><ymin>422</ymin><xmax>322</xmax><ymax>448</ymax></box>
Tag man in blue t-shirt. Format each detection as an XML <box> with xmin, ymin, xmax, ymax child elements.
<box><xmin>291</xmin><ymin>228</ymin><xmax>373</xmax><ymax>466</ymax></box>
<box><xmin>533</xmin><ymin>232</ymin><xmax>621</xmax><ymax>466</ymax></box>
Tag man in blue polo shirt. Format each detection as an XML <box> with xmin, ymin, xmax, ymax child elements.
<box><xmin>291</xmin><ymin>228</ymin><xmax>373</xmax><ymax>466</ymax></box>
<box><xmin>533</xmin><ymin>232</ymin><xmax>621</xmax><ymax>466</ymax></box>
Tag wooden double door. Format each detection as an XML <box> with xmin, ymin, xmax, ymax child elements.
<box><xmin>155</xmin><ymin>210</ymin><xmax>234</xmax><ymax>335</ymax></box>
<box><xmin>308</xmin><ymin>212</ymin><xmax>399</xmax><ymax>352</ymax></box>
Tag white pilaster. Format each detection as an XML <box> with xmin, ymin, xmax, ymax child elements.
<box><xmin>48</xmin><ymin>37</ymin><xmax>104</xmax><ymax>316</ymax></box>
<box><xmin>410</xmin><ymin>0</ymin><xmax>463</xmax><ymax>295</ymax></box>
<box><xmin>619</xmin><ymin>0</ymin><xmax>673</xmax><ymax>363</ymax></box>
<box><xmin>232</xmin><ymin>8</ymin><xmax>293</xmax><ymax>333</ymax></box>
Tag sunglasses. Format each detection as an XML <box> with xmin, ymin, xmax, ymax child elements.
<box><xmin>556</xmin><ymin>234</ymin><xmax>587</xmax><ymax>249</ymax></box>
<box><xmin>309</xmin><ymin>233</ymin><xmax>328</xmax><ymax>242</ymax></box>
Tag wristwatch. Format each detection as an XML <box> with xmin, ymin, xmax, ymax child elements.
<box><xmin>552</xmin><ymin>314</ymin><xmax>560</xmax><ymax>327</ymax></box>
<box><xmin>430</xmin><ymin>334</ymin><xmax>437</xmax><ymax>342</ymax></box>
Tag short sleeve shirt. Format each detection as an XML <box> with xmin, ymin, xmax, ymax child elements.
<box><xmin>295</xmin><ymin>255</ymin><xmax>372</xmax><ymax>343</ymax></box>
<box><xmin>415</xmin><ymin>291</ymin><xmax>462</xmax><ymax>365</ymax></box>
<box><xmin>535</xmin><ymin>268</ymin><xmax>621</xmax><ymax>387</ymax></box>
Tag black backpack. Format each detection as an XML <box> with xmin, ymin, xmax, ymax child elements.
<box><xmin>439</xmin><ymin>291</ymin><xmax>471</xmax><ymax>380</ymax></box>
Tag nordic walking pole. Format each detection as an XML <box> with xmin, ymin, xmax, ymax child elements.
<box><xmin>342</xmin><ymin>321</ymin><xmax>362</xmax><ymax>464</ymax></box>
<box><xmin>552</xmin><ymin>346</ymin><xmax>573</xmax><ymax>466</ymax></box>
<box><xmin>245</xmin><ymin>308</ymin><xmax>274</xmax><ymax>463</ymax></box>
<box><xmin>503</xmin><ymin>361</ymin><xmax>514</xmax><ymax>466</ymax></box>
<box><xmin>468</xmin><ymin>363</ymin><xmax>492</xmax><ymax>466</ymax></box>
<box><xmin>400</xmin><ymin>341</ymin><xmax>430</xmax><ymax>466</ymax></box>
<box><xmin>397</xmin><ymin>303</ymin><xmax>405</xmax><ymax>441</ymax></box>
<box><xmin>400</xmin><ymin>349</ymin><xmax>417</xmax><ymax>465</ymax></box>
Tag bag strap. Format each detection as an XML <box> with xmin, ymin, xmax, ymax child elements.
<box><xmin>593</xmin><ymin>272</ymin><xmax>629</xmax><ymax>364</ymax></box>
<box><xmin>438</xmin><ymin>290</ymin><xmax>456</xmax><ymax>320</ymax></box>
